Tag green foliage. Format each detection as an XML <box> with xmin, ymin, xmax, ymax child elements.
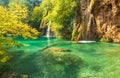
<box><xmin>50</xmin><ymin>22</ymin><xmax>63</xmax><ymax>38</ymax></box>
<box><xmin>71</xmin><ymin>29</ymin><xmax>78</xmax><ymax>41</ymax></box>
<box><xmin>71</xmin><ymin>20</ymin><xmax>85</xmax><ymax>41</ymax></box>
<box><xmin>0</xmin><ymin>0</ymin><xmax>40</xmax><ymax>75</ymax></box>
<box><xmin>0</xmin><ymin>37</ymin><xmax>20</xmax><ymax>50</ymax></box>
<box><xmin>40</xmin><ymin>0</ymin><xmax>76</xmax><ymax>38</ymax></box>
<box><xmin>0</xmin><ymin>3</ymin><xmax>39</xmax><ymax>63</ymax></box>
<box><xmin>0</xmin><ymin>0</ymin><xmax>9</xmax><ymax>6</ymax></box>
<box><xmin>81</xmin><ymin>20</ymin><xmax>85</xmax><ymax>34</ymax></box>
<box><xmin>0</xmin><ymin>51</ymin><xmax>11</xmax><ymax>63</ymax></box>
<box><xmin>31</xmin><ymin>6</ymin><xmax>43</xmax><ymax>28</ymax></box>
<box><xmin>10</xmin><ymin>0</ymin><xmax>41</xmax><ymax>9</ymax></box>
<box><xmin>0</xmin><ymin>3</ymin><xmax>39</xmax><ymax>38</ymax></box>
<box><xmin>0</xmin><ymin>48</ymin><xmax>12</xmax><ymax>75</ymax></box>
<box><xmin>100</xmin><ymin>37</ymin><xmax>107</xmax><ymax>42</ymax></box>
<box><xmin>9</xmin><ymin>0</ymin><xmax>42</xmax><ymax>26</ymax></box>
<box><xmin>117</xmin><ymin>0</ymin><xmax>120</xmax><ymax>6</ymax></box>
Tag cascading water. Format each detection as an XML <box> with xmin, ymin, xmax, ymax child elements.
<box><xmin>85</xmin><ymin>0</ymin><xmax>95</xmax><ymax>40</ymax></box>
<box><xmin>82</xmin><ymin>0</ymin><xmax>94</xmax><ymax>40</ymax></box>
<box><xmin>46</xmin><ymin>21</ymin><xmax>51</xmax><ymax>38</ymax></box>
<box><xmin>46</xmin><ymin>21</ymin><xmax>51</xmax><ymax>45</ymax></box>
<box><xmin>78</xmin><ymin>0</ymin><xmax>96</xmax><ymax>43</ymax></box>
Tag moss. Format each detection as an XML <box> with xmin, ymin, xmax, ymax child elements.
<box><xmin>0</xmin><ymin>51</ymin><xmax>12</xmax><ymax>76</ymax></box>
<box><xmin>89</xmin><ymin>0</ymin><xmax>95</xmax><ymax>12</ymax></box>
<box><xmin>39</xmin><ymin>48</ymin><xmax>83</xmax><ymax>78</ymax></box>
<box><xmin>117</xmin><ymin>0</ymin><xmax>120</xmax><ymax>6</ymax></box>
<box><xmin>0</xmin><ymin>51</ymin><xmax>12</xmax><ymax>63</ymax></box>
<box><xmin>71</xmin><ymin>29</ymin><xmax>77</xmax><ymax>41</ymax></box>
<box><xmin>49</xmin><ymin>48</ymin><xmax>71</xmax><ymax>52</ymax></box>
<box><xmin>81</xmin><ymin>20</ymin><xmax>85</xmax><ymax>33</ymax></box>
<box><xmin>0</xmin><ymin>56</ymin><xmax>11</xmax><ymax>63</ymax></box>
<box><xmin>100</xmin><ymin>37</ymin><xmax>107</xmax><ymax>42</ymax></box>
<box><xmin>0</xmin><ymin>63</ymin><xmax>10</xmax><ymax>75</ymax></box>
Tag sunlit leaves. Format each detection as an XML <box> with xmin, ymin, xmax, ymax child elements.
<box><xmin>0</xmin><ymin>3</ymin><xmax>39</xmax><ymax>38</ymax></box>
<box><xmin>40</xmin><ymin>0</ymin><xmax>76</xmax><ymax>38</ymax></box>
<box><xmin>51</xmin><ymin>22</ymin><xmax>63</xmax><ymax>37</ymax></box>
<box><xmin>0</xmin><ymin>2</ymin><xmax>39</xmax><ymax>54</ymax></box>
<box><xmin>40</xmin><ymin>0</ymin><xmax>53</xmax><ymax>12</ymax></box>
<box><xmin>31</xmin><ymin>6</ymin><xmax>43</xmax><ymax>28</ymax></box>
<box><xmin>8</xmin><ymin>2</ymin><xmax>28</xmax><ymax>19</ymax></box>
<box><xmin>31</xmin><ymin>6</ymin><xmax>43</xmax><ymax>22</ymax></box>
<box><xmin>0</xmin><ymin>50</ymin><xmax>12</xmax><ymax>63</ymax></box>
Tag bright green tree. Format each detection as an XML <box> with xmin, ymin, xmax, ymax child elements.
<box><xmin>0</xmin><ymin>0</ymin><xmax>9</xmax><ymax>6</ymax></box>
<box><xmin>31</xmin><ymin>6</ymin><xmax>43</xmax><ymax>29</ymax></box>
<box><xmin>40</xmin><ymin>0</ymin><xmax>76</xmax><ymax>38</ymax></box>
<box><xmin>0</xmin><ymin>3</ymin><xmax>39</xmax><ymax>62</ymax></box>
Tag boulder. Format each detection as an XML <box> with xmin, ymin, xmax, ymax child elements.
<box><xmin>38</xmin><ymin>48</ymin><xmax>83</xmax><ymax>78</ymax></box>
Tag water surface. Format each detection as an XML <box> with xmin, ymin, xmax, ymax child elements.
<box><xmin>8</xmin><ymin>37</ymin><xmax>120</xmax><ymax>78</ymax></box>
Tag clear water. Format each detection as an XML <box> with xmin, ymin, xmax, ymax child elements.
<box><xmin>8</xmin><ymin>37</ymin><xmax>120</xmax><ymax>78</ymax></box>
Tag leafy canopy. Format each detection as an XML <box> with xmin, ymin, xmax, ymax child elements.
<box><xmin>0</xmin><ymin>3</ymin><xmax>39</xmax><ymax>38</ymax></box>
<box><xmin>0</xmin><ymin>2</ymin><xmax>40</xmax><ymax>63</ymax></box>
<box><xmin>39</xmin><ymin>0</ymin><xmax>76</xmax><ymax>38</ymax></box>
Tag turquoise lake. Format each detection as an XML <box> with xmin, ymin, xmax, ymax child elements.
<box><xmin>8</xmin><ymin>37</ymin><xmax>120</xmax><ymax>78</ymax></box>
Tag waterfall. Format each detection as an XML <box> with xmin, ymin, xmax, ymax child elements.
<box><xmin>77</xmin><ymin>0</ymin><xmax>96</xmax><ymax>43</ymax></box>
<box><xmin>46</xmin><ymin>21</ymin><xmax>51</xmax><ymax>38</ymax></box>
<box><xmin>85</xmin><ymin>0</ymin><xmax>95</xmax><ymax>40</ymax></box>
<box><xmin>81</xmin><ymin>0</ymin><xmax>95</xmax><ymax>40</ymax></box>
<box><xmin>46</xmin><ymin>21</ymin><xmax>51</xmax><ymax>45</ymax></box>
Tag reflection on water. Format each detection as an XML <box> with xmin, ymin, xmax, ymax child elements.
<box><xmin>5</xmin><ymin>37</ymin><xmax>120</xmax><ymax>78</ymax></box>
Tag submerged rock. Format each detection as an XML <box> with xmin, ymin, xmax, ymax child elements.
<box><xmin>48</xmin><ymin>48</ymin><xmax>71</xmax><ymax>52</ymax></box>
<box><xmin>38</xmin><ymin>48</ymin><xmax>83</xmax><ymax>78</ymax></box>
<box><xmin>0</xmin><ymin>72</ymin><xmax>28</xmax><ymax>78</ymax></box>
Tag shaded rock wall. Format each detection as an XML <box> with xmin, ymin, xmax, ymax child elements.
<box><xmin>75</xmin><ymin>0</ymin><xmax>120</xmax><ymax>42</ymax></box>
<box><xmin>72</xmin><ymin>0</ymin><xmax>96</xmax><ymax>41</ymax></box>
<box><xmin>93</xmin><ymin>0</ymin><xmax>120</xmax><ymax>42</ymax></box>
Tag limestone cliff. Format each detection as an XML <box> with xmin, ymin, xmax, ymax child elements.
<box><xmin>93</xmin><ymin>0</ymin><xmax>120</xmax><ymax>42</ymax></box>
<box><xmin>74</xmin><ymin>0</ymin><xmax>120</xmax><ymax>42</ymax></box>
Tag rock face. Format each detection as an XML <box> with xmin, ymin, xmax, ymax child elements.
<box><xmin>74</xmin><ymin>0</ymin><xmax>120</xmax><ymax>42</ymax></box>
<box><xmin>72</xmin><ymin>0</ymin><xmax>96</xmax><ymax>41</ymax></box>
<box><xmin>93</xmin><ymin>0</ymin><xmax>120</xmax><ymax>42</ymax></box>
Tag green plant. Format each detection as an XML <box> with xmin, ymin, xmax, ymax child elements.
<box><xmin>100</xmin><ymin>37</ymin><xmax>107</xmax><ymax>42</ymax></box>
<box><xmin>40</xmin><ymin>0</ymin><xmax>76</xmax><ymax>38</ymax></box>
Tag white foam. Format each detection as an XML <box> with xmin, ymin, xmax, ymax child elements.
<box><xmin>78</xmin><ymin>40</ymin><xmax>96</xmax><ymax>43</ymax></box>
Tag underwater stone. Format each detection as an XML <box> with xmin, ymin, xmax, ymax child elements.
<box><xmin>47</xmin><ymin>48</ymin><xmax>71</xmax><ymax>52</ymax></box>
<box><xmin>39</xmin><ymin>48</ymin><xmax>83</xmax><ymax>78</ymax></box>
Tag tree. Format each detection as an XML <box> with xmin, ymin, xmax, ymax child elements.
<box><xmin>40</xmin><ymin>0</ymin><xmax>76</xmax><ymax>38</ymax></box>
<box><xmin>0</xmin><ymin>3</ymin><xmax>39</xmax><ymax>54</ymax></box>
<box><xmin>10</xmin><ymin>0</ymin><xmax>41</xmax><ymax>11</ymax></box>
<box><xmin>9</xmin><ymin>0</ymin><xmax>42</xmax><ymax>27</ymax></box>
<box><xmin>0</xmin><ymin>0</ymin><xmax>9</xmax><ymax>6</ymax></box>
<box><xmin>0</xmin><ymin>2</ymin><xmax>40</xmax><ymax>71</ymax></box>
<box><xmin>31</xmin><ymin>6</ymin><xmax>43</xmax><ymax>29</ymax></box>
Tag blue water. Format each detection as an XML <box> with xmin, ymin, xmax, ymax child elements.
<box><xmin>8</xmin><ymin>37</ymin><xmax>120</xmax><ymax>78</ymax></box>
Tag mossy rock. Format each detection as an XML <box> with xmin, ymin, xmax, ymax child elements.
<box><xmin>0</xmin><ymin>72</ymin><xmax>28</xmax><ymax>78</ymax></box>
<box><xmin>48</xmin><ymin>48</ymin><xmax>71</xmax><ymax>52</ymax></box>
<box><xmin>39</xmin><ymin>48</ymin><xmax>83</xmax><ymax>78</ymax></box>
